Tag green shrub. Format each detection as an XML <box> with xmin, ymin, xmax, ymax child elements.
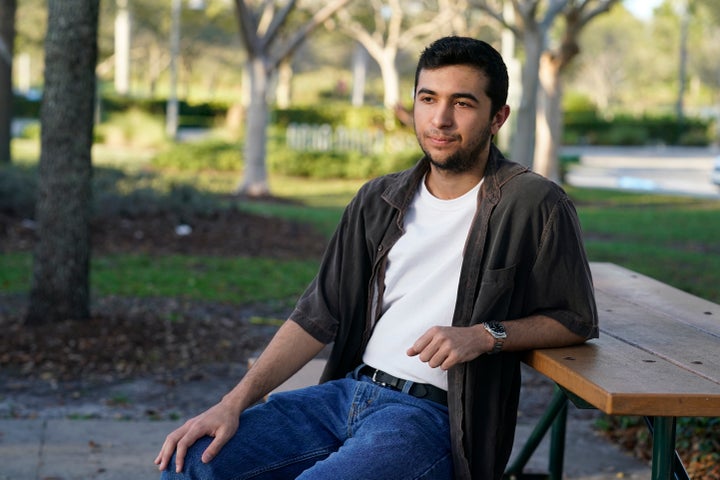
<box><xmin>563</xmin><ymin>111</ymin><xmax>712</xmax><ymax>146</ymax></box>
<box><xmin>19</xmin><ymin>122</ymin><xmax>41</xmax><ymax>140</ymax></box>
<box><xmin>272</xmin><ymin>104</ymin><xmax>390</xmax><ymax>130</ymax></box>
<box><xmin>0</xmin><ymin>164</ymin><xmax>37</xmax><ymax>217</ymax></box>
<box><xmin>152</xmin><ymin>139</ymin><xmax>242</xmax><ymax>171</ymax></box>
<box><xmin>12</xmin><ymin>93</ymin><xmax>41</xmax><ymax>118</ymax></box>
<box><xmin>268</xmin><ymin>147</ymin><xmax>418</xmax><ymax>180</ymax></box>
<box><xmin>272</xmin><ymin>107</ymin><xmax>339</xmax><ymax>127</ymax></box>
<box><xmin>99</xmin><ymin>96</ymin><xmax>229</xmax><ymax>129</ymax></box>
<box><xmin>96</xmin><ymin>108</ymin><xmax>167</xmax><ymax>149</ymax></box>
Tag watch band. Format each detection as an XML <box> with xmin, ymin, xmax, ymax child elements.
<box><xmin>483</xmin><ymin>322</ymin><xmax>507</xmax><ymax>355</ymax></box>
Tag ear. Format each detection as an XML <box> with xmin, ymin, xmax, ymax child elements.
<box><xmin>490</xmin><ymin>104</ymin><xmax>511</xmax><ymax>135</ymax></box>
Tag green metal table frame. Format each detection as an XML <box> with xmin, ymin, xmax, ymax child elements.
<box><xmin>503</xmin><ymin>386</ymin><xmax>690</xmax><ymax>480</ymax></box>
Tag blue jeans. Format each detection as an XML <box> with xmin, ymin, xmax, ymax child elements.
<box><xmin>161</xmin><ymin>376</ymin><xmax>453</xmax><ymax>480</ymax></box>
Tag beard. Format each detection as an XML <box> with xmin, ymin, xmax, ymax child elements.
<box><xmin>418</xmin><ymin>123</ymin><xmax>493</xmax><ymax>174</ymax></box>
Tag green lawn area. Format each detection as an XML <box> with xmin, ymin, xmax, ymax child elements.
<box><xmin>2</xmin><ymin>142</ymin><xmax>719</xmax><ymax>306</ymax></box>
<box><xmin>567</xmin><ymin>187</ymin><xmax>720</xmax><ymax>303</ymax></box>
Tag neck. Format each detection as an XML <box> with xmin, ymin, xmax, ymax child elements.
<box><xmin>425</xmin><ymin>156</ymin><xmax>487</xmax><ymax>200</ymax></box>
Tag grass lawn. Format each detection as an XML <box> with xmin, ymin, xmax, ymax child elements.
<box><xmin>2</xmin><ymin>141</ymin><xmax>719</xmax><ymax>305</ymax></box>
<box><xmin>567</xmin><ymin>186</ymin><xmax>720</xmax><ymax>303</ymax></box>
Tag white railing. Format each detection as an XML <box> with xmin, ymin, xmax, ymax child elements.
<box><xmin>286</xmin><ymin>123</ymin><xmax>386</xmax><ymax>154</ymax></box>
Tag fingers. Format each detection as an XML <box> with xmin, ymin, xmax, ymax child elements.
<box><xmin>408</xmin><ymin>326</ymin><xmax>482</xmax><ymax>370</ymax></box>
<box><xmin>154</xmin><ymin>408</ymin><xmax>240</xmax><ymax>473</ymax></box>
<box><xmin>154</xmin><ymin>427</ymin><xmax>185</xmax><ymax>473</ymax></box>
<box><xmin>201</xmin><ymin>427</ymin><xmax>233</xmax><ymax>464</ymax></box>
<box><xmin>407</xmin><ymin>327</ymin><xmax>453</xmax><ymax>369</ymax></box>
<box><xmin>154</xmin><ymin>420</ymin><xmax>201</xmax><ymax>473</ymax></box>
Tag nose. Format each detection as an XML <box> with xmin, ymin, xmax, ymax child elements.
<box><xmin>431</xmin><ymin>102</ymin><xmax>454</xmax><ymax>128</ymax></box>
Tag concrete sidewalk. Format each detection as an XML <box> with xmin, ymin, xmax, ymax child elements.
<box><xmin>0</xmin><ymin>361</ymin><xmax>652</xmax><ymax>479</ymax></box>
<box><xmin>0</xmin><ymin>414</ymin><xmax>651</xmax><ymax>480</ymax></box>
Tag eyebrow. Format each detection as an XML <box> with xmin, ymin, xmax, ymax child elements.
<box><xmin>416</xmin><ymin>87</ymin><xmax>480</xmax><ymax>103</ymax></box>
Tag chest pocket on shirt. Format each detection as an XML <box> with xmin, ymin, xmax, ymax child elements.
<box><xmin>473</xmin><ymin>264</ymin><xmax>517</xmax><ymax>322</ymax></box>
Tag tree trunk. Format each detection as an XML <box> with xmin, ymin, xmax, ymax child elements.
<box><xmin>276</xmin><ymin>57</ymin><xmax>292</xmax><ymax>109</ymax></box>
<box><xmin>534</xmin><ymin>53</ymin><xmax>562</xmax><ymax>183</ymax></box>
<box><xmin>114</xmin><ymin>0</ymin><xmax>131</xmax><ymax>95</ymax></box>
<box><xmin>379</xmin><ymin>53</ymin><xmax>400</xmax><ymax>109</ymax></box>
<box><xmin>236</xmin><ymin>56</ymin><xmax>270</xmax><ymax>196</ymax></box>
<box><xmin>27</xmin><ymin>0</ymin><xmax>99</xmax><ymax>325</ymax></box>
<box><xmin>510</xmin><ymin>26</ymin><xmax>542</xmax><ymax>168</ymax></box>
<box><xmin>351</xmin><ymin>42</ymin><xmax>368</xmax><ymax>107</ymax></box>
<box><xmin>0</xmin><ymin>0</ymin><xmax>17</xmax><ymax>165</ymax></box>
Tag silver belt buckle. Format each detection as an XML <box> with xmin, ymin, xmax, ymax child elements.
<box><xmin>371</xmin><ymin>369</ymin><xmax>388</xmax><ymax>387</ymax></box>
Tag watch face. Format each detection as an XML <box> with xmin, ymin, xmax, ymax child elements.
<box><xmin>485</xmin><ymin>322</ymin><xmax>507</xmax><ymax>338</ymax></box>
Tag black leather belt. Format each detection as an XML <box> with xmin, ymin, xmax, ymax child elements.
<box><xmin>359</xmin><ymin>366</ymin><xmax>448</xmax><ymax>406</ymax></box>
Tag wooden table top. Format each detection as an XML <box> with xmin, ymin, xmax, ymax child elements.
<box><xmin>523</xmin><ymin>262</ymin><xmax>720</xmax><ymax>417</ymax></box>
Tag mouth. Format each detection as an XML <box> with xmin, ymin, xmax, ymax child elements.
<box><xmin>425</xmin><ymin>132</ymin><xmax>458</xmax><ymax>147</ymax></box>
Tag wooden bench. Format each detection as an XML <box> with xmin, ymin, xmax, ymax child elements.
<box><xmin>254</xmin><ymin>262</ymin><xmax>720</xmax><ymax>479</ymax></box>
<box><xmin>508</xmin><ymin>262</ymin><xmax>720</xmax><ymax>480</ymax></box>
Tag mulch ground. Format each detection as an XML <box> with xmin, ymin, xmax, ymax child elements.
<box><xmin>0</xmin><ymin>206</ymin><xmax>327</xmax><ymax>390</ymax></box>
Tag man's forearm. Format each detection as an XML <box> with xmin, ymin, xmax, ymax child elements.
<box><xmin>220</xmin><ymin>319</ymin><xmax>326</xmax><ymax>413</ymax></box>
<box><xmin>498</xmin><ymin>314</ymin><xmax>587</xmax><ymax>352</ymax></box>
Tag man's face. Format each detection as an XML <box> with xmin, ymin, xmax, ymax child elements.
<box><xmin>413</xmin><ymin>65</ymin><xmax>505</xmax><ymax>174</ymax></box>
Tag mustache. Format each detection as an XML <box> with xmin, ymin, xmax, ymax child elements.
<box><xmin>423</xmin><ymin>129</ymin><xmax>460</xmax><ymax>141</ymax></box>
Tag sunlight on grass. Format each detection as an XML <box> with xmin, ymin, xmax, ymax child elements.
<box><xmin>10</xmin><ymin>138</ymin><xmax>39</xmax><ymax>165</ymax></box>
<box><xmin>584</xmin><ymin>241</ymin><xmax>720</xmax><ymax>303</ymax></box>
<box><xmin>92</xmin><ymin>255</ymin><xmax>319</xmax><ymax>304</ymax></box>
<box><xmin>268</xmin><ymin>175</ymin><xmax>364</xmax><ymax>207</ymax></box>
<box><xmin>0</xmin><ymin>253</ymin><xmax>319</xmax><ymax>305</ymax></box>
<box><xmin>4</xmin><ymin>141</ymin><xmax>720</xmax><ymax>306</ymax></box>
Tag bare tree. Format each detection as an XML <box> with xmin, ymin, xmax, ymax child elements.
<box><xmin>27</xmin><ymin>0</ymin><xmax>99</xmax><ymax>325</ymax></box>
<box><xmin>473</xmin><ymin>0</ymin><xmax>616</xmax><ymax>177</ymax></box>
<box><xmin>473</xmin><ymin>0</ymin><xmax>567</xmax><ymax>168</ymax></box>
<box><xmin>535</xmin><ymin>0</ymin><xmax>618</xmax><ymax>181</ymax></box>
<box><xmin>233</xmin><ymin>0</ymin><xmax>351</xmax><ymax>196</ymax></box>
<box><xmin>337</xmin><ymin>0</ymin><xmax>458</xmax><ymax>110</ymax></box>
<box><xmin>0</xmin><ymin>0</ymin><xmax>16</xmax><ymax>164</ymax></box>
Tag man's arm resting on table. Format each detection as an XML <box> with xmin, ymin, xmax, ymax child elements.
<box><xmin>154</xmin><ymin>319</ymin><xmax>325</xmax><ymax>473</ymax></box>
<box><xmin>408</xmin><ymin>314</ymin><xmax>587</xmax><ymax>371</ymax></box>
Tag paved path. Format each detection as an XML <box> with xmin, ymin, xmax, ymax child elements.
<box><xmin>0</xmin><ymin>413</ymin><xmax>651</xmax><ymax>480</ymax></box>
<box><xmin>1</xmin><ymin>365</ymin><xmax>652</xmax><ymax>480</ymax></box>
<box><xmin>562</xmin><ymin>145</ymin><xmax>720</xmax><ymax>198</ymax></box>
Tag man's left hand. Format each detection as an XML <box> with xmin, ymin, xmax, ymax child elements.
<box><xmin>407</xmin><ymin>325</ymin><xmax>492</xmax><ymax>370</ymax></box>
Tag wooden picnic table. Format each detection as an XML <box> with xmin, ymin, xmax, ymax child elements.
<box><xmin>507</xmin><ymin>262</ymin><xmax>720</xmax><ymax>480</ymax></box>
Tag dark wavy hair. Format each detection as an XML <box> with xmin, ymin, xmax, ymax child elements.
<box><xmin>414</xmin><ymin>36</ymin><xmax>509</xmax><ymax>117</ymax></box>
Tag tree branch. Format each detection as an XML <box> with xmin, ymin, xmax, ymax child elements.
<box><xmin>270</xmin><ymin>0</ymin><xmax>351</xmax><ymax>69</ymax></box>
<box><xmin>234</xmin><ymin>0</ymin><xmax>261</xmax><ymax>55</ymax></box>
<box><xmin>260</xmin><ymin>0</ymin><xmax>298</xmax><ymax>50</ymax></box>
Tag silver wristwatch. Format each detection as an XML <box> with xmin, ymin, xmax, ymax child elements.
<box><xmin>482</xmin><ymin>322</ymin><xmax>507</xmax><ymax>354</ymax></box>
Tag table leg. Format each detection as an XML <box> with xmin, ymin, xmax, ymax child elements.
<box><xmin>548</xmin><ymin>396</ymin><xmax>567</xmax><ymax>480</ymax></box>
<box><xmin>505</xmin><ymin>386</ymin><xmax>567</xmax><ymax>478</ymax></box>
<box><xmin>651</xmin><ymin>416</ymin><xmax>677</xmax><ymax>480</ymax></box>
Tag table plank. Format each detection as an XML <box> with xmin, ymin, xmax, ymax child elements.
<box><xmin>595</xmin><ymin>290</ymin><xmax>720</xmax><ymax>384</ymax></box>
<box><xmin>591</xmin><ymin>262</ymin><xmax>720</xmax><ymax>336</ymax></box>
<box><xmin>524</xmin><ymin>263</ymin><xmax>720</xmax><ymax>417</ymax></box>
<box><xmin>523</xmin><ymin>335</ymin><xmax>720</xmax><ymax>416</ymax></box>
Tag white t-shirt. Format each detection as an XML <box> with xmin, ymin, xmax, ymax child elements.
<box><xmin>362</xmin><ymin>176</ymin><xmax>482</xmax><ymax>390</ymax></box>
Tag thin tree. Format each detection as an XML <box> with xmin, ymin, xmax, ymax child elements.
<box><xmin>26</xmin><ymin>0</ymin><xmax>100</xmax><ymax>325</ymax></box>
<box><xmin>233</xmin><ymin>0</ymin><xmax>351</xmax><ymax>196</ymax></box>
<box><xmin>535</xmin><ymin>0</ymin><xmax>618</xmax><ymax>182</ymax></box>
<box><xmin>473</xmin><ymin>0</ymin><xmax>615</xmax><ymax>176</ymax></box>
<box><xmin>336</xmin><ymin>0</ymin><xmax>458</xmax><ymax>110</ymax></box>
<box><xmin>473</xmin><ymin>0</ymin><xmax>567</xmax><ymax>168</ymax></box>
<box><xmin>0</xmin><ymin>0</ymin><xmax>17</xmax><ymax>164</ymax></box>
